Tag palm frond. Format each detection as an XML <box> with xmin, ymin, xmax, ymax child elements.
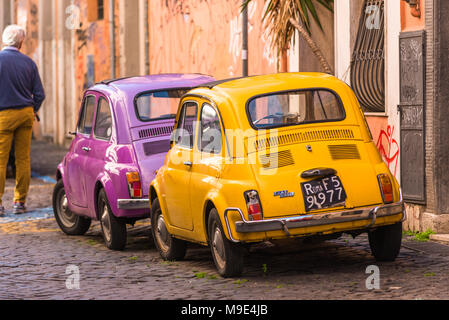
<box><xmin>242</xmin><ymin>0</ymin><xmax>334</xmax><ymax>73</ymax></box>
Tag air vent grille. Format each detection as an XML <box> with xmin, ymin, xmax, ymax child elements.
<box><xmin>328</xmin><ymin>144</ymin><xmax>361</xmax><ymax>160</ymax></box>
<box><xmin>260</xmin><ymin>150</ymin><xmax>295</xmax><ymax>169</ymax></box>
<box><xmin>253</xmin><ymin>129</ymin><xmax>355</xmax><ymax>152</ymax></box>
<box><xmin>139</xmin><ymin>126</ymin><xmax>174</xmax><ymax>139</ymax></box>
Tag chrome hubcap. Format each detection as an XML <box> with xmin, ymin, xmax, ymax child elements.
<box><xmin>101</xmin><ymin>204</ymin><xmax>112</xmax><ymax>243</ymax></box>
<box><xmin>58</xmin><ymin>192</ymin><xmax>76</xmax><ymax>228</ymax></box>
<box><xmin>212</xmin><ymin>226</ymin><xmax>226</xmax><ymax>269</ymax></box>
<box><xmin>156</xmin><ymin>214</ymin><xmax>170</xmax><ymax>252</ymax></box>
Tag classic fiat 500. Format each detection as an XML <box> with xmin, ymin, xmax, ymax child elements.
<box><xmin>149</xmin><ymin>73</ymin><xmax>405</xmax><ymax>277</ymax></box>
<box><xmin>53</xmin><ymin>74</ymin><xmax>215</xmax><ymax>250</ymax></box>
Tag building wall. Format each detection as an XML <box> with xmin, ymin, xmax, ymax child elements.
<box><xmin>4</xmin><ymin>0</ymin><xmax>276</xmax><ymax>146</ymax></box>
<box><xmin>334</xmin><ymin>0</ymin><xmax>401</xmax><ymax>181</ymax></box>
<box><xmin>297</xmin><ymin>1</ymin><xmax>334</xmax><ymax>74</ymax></box>
<box><xmin>148</xmin><ymin>0</ymin><xmax>276</xmax><ymax>79</ymax></box>
<box><xmin>401</xmin><ymin>0</ymin><xmax>425</xmax><ymax>31</ymax></box>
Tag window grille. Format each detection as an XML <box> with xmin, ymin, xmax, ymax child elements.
<box><xmin>351</xmin><ymin>0</ymin><xmax>385</xmax><ymax>113</ymax></box>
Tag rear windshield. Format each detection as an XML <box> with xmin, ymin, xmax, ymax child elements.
<box><xmin>135</xmin><ymin>89</ymin><xmax>189</xmax><ymax>122</ymax></box>
<box><xmin>247</xmin><ymin>89</ymin><xmax>345</xmax><ymax>129</ymax></box>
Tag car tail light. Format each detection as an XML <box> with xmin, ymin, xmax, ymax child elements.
<box><xmin>126</xmin><ymin>172</ymin><xmax>143</xmax><ymax>199</ymax></box>
<box><xmin>244</xmin><ymin>190</ymin><xmax>263</xmax><ymax>221</ymax></box>
<box><xmin>378</xmin><ymin>174</ymin><xmax>394</xmax><ymax>204</ymax></box>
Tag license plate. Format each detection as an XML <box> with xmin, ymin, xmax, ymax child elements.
<box><xmin>301</xmin><ymin>175</ymin><xmax>347</xmax><ymax>212</ymax></box>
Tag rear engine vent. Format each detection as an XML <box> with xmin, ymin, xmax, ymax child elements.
<box><xmin>260</xmin><ymin>150</ymin><xmax>295</xmax><ymax>169</ymax></box>
<box><xmin>139</xmin><ymin>126</ymin><xmax>174</xmax><ymax>139</ymax></box>
<box><xmin>328</xmin><ymin>144</ymin><xmax>361</xmax><ymax>160</ymax></box>
<box><xmin>143</xmin><ymin>140</ymin><xmax>171</xmax><ymax>156</ymax></box>
<box><xmin>253</xmin><ymin>129</ymin><xmax>355</xmax><ymax>152</ymax></box>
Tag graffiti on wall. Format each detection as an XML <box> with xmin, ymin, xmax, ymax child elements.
<box><xmin>376</xmin><ymin>125</ymin><xmax>400</xmax><ymax>177</ymax></box>
<box><xmin>366</xmin><ymin>116</ymin><xmax>400</xmax><ymax>178</ymax></box>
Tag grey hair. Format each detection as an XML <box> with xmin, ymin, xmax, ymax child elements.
<box><xmin>2</xmin><ymin>24</ymin><xmax>26</xmax><ymax>47</ymax></box>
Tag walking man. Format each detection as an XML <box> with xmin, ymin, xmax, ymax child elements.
<box><xmin>0</xmin><ymin>25</ymin><xmax>45</xmax><ymax>215</ymax></box>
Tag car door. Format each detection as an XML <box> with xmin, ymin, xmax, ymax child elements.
<box><xmin>190</xmin><ymin>102</ymin><xmax>225</xmax><ymax>230</ymax></box>
<box><xmin>163</xmin><ymin>101</ymin><xmax>198</xmax><ymax>231</ymax></box>
<box><xmin>65</xmin><ymin>94</ymin><xmax>96</xmax><ymax>209</ymax></box>
<box><xmin>83</xmin><ymin>95</ymin><xmax>115</xmax><ymax>217</ymax></box>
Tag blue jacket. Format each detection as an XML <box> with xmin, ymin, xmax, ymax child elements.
<box><xmin>0</xmin><ymin>47</ymin><xmax>45</xmax><ymax>112</ymax></box>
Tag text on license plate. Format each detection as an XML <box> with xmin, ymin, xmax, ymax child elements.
<box><xmin>301</xmin><ymin>175</ymin><xmax>347</xmax><ymax>212</ymax></box>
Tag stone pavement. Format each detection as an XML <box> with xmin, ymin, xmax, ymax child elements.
<box><xmin>2</xmin><ymin>140</ymin><xmax>449</xmax><ymax>300</ymax></box>
<box><xmin>2</xmin><ymin>216</ymin><xmax>449</xmax><ymax>300</ymax></box>
<box><xmin>1</xmin><ymin>139</ymin><xmax>66</xmax><ymax>217</ymax></box>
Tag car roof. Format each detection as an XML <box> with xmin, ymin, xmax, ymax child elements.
<box><xmin>195</xmin><ymin>72</ymin><xmax>339</xmax><ymax>92</ymax></box>
<box><xmin>189</xmin><ymin>72</ymin><xmax>351</xmax><ymax>105</ymax></box>
<box><xmin>85</xmin><ymin>74</ymin><xmax>216</xmax><ymax>142</ymax></box>
<box><xmin>185</xmin><ymin>72</ymin><xmax>361</xmax><ymax>131</ymax></box>
<box><xmin>95</xmin><ymin>73</ymin><xmax>215</xmax><ymax>97</ymax></box>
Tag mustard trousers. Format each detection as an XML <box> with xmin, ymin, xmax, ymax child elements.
<box><xmin>0</xmin><ymin>107</ymin><xmax>34</xmax><ymax>205</ymax></box>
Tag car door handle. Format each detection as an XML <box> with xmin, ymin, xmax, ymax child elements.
<box><xmin>183</xmin><ymin>161</ymin><xmax>193</xmax><ymax>167</ymax></box>
<box><xmin>82</xmin><ymin>147</ymin><xmax>92</xmax><ymax>152</ymax></box>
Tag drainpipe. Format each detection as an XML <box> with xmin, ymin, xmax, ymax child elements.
<box><xmin>242</xmin><ymin>0</ymin><xmax>248</xmax><ymax>77</ymax></box>
<box><xmin>109</xmin><ymin>0</ymin><xmax>116</xmax><ymax>78</ymax></box>
<box><xmin>144</xmin><ymin>0</ymin><xmax>149</xmax><ymax>74</ymax></box>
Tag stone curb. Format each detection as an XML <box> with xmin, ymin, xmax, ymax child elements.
<box><xmin>430</xmin><ymin>234</ymin><xmax>449</xmax><ymax>245</ymax></box>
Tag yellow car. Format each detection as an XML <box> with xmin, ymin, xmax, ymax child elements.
<box><xmin>149</xmin><ymin>73</ymin><xmax>405</xmax><ymax>277</ymax></box>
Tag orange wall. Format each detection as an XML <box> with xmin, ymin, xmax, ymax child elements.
<box><xmin>401</xmin><ymin>0</ymin><xmax>425</xmax><ymax>31</ymax></box>
<box><xmin>15</xmin><ymin>0</ymin><xmax>38</xmax><ymax>61</ymax></box>
<box><xmin>73</xmin><ymin>0</ymin><xmax>115</xmax><ymax>104</ymax></box>
<box><xmin>149</xmin><ymin>0</ymin><xmax>277</xmax><ymax>79</ymax></box>
<box><xmin>366</xmin><ymin>116</ymin><xmax>400</xmax><ymax>177</ymax></box>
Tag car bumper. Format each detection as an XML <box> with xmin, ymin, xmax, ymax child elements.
<box><xmin>117</xmin><ymin>198</ymin><xmax>150</xmax><ymax>210</ymax></box>
<box><xmin>224</xmin><ymin>194</ymin><xmax>406</xmax><ymax>243</ymax></box>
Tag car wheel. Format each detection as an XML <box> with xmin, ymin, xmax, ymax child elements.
<box><xmin>98</xmin><ymin>189</ymin><xmax>127</xmax><ymax>251</ymax></box>
<box><xmin>208</xmin><ymin>208</ymin><xmax>244</xmax><ymax>278</ymax></box>
<box><xmin>151</xmin><ymin>197</ymin><xmax>187</xmax><ymax>261</ymax></box>
<box><xmin>368</xmin><ymin>222</ymin><xmax>403</xmax><ymax>262</ymax></box>
<box><xmin>53</xmin><ymin>180</ymin><xmax>91</xmax><ymax>235</ymax></box>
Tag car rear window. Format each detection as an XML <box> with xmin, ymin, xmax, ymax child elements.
<box><xmin>247</xmin><ymin>89</ymin><xmax>345</xmax><ymax>129</ymax></box>
<box><xmin>135</xmin><ymin>89</ymin><xmax>189</xmax><ymax>122</ymax></box>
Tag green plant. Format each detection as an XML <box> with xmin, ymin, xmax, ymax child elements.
<box><xmin>404</xmin><ymin>229</ymin><xmax>436</xmax><ymax>242</ymax></box>
<box><xmin>415</xmin><ymin>229</ymin><xmax>436</xmax><ymax>242</ymax></box>
<box><xmin>86</xmin><ymin>239</ymin><xmax>99</xmax><ymax>246</ymax></box>
<box><xmin>194</xmin><ymin>272</ymin><xmax>207</xmax><ymax>279</ymax></box>
<box><xmin>403</xmin><ymin>230</ymin><xmax>415</xmax><ymax>237</ymax></box>
<box><xmin>262</xmin><ymin>264</ymin><xmax>268</xmax><ymax>275</ymax></box>
<box><xmin>243</xmin><ymin>0</ymin><xmax>334</xmax><ymax>73</ymax></box>
<box><xmin>233</xmin><ymin>279</ymin><xmax>249</xmax><ymax>285</ymax></box>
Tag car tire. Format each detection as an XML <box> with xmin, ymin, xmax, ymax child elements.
<box><xmin>98</xmin><ymin>188</ymin><xmax>127</xmax><ymax>251</ymax></box>
<box><xmin>208</xmin><ymin>208</ymin><xmax>244</xmax><ymax>278</ymax></box>
<box><xmin>53</xmin><ymin>180</ymin><xmax>91</xmax><ymax>236</ymax></box>
<box><xmin>368</xmin><ymin>222</ymin><xmax>403</xmax><ymax>262</ymax></box>
<box><xmin>151</xmin><ymin>198</ymin><xmax>187</xmax><ymax>261</ymax></box>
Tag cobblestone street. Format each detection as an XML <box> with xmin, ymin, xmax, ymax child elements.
<box><xmin>1</xmin><ymin>140</ymin><xmax>449</xmax><ymax>300</ymax></box>
<box><xmin>2</xmin><ymin>216</ymin><xmax>449</xmax><ymax>300</ymax></box>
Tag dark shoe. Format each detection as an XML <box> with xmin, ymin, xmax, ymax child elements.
<box><xmin>13</xmin><ymin>203</ymin><xmax>26</xmax><ymax>215</ymax></box>
<box><xmin>0</xmin><ymin>206</ymin><xmax>5</xmax><ymax>217</ymax></box>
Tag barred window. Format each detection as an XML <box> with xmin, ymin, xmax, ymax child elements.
<box><xmin>351</xmin><ymin>0</ymin><xmax>385</xmax><ymax>113</ymax></box>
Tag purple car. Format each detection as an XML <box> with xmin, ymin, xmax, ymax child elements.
<box><xmin>53</xmin><ymin>74</ymin><xmax>215</xmax><ymax>250</ymax></box>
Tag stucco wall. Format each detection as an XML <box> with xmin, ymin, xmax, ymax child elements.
<box><xmin>401</xmin><ymin>0</ymin><xmax>425</xmax><ymax>31</ymax></box>
<box><xmin>149</xmin><ymin>0</ymin><xmax>277</xmax><ymax>78</ymax></box>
